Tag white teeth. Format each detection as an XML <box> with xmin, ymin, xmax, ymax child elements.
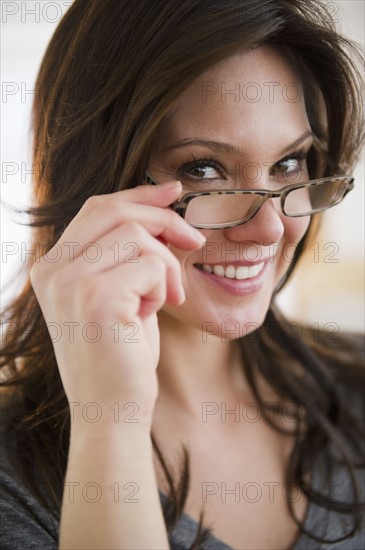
<box><xmin>236</xmin><ymin>266</ymin><xmax>249</xmax><ymax>280</ymax></box>
<box><xmin>200</xmin><ymin>262</ymin><xmax>264</xmax><ymax>280</ymax></box>
<box><xmin>213</xmin><ymin>265</ymin><xmax>225</xmax><ymax>277</ymax></box>
<box><xmin>225</xmin><ymin>266</ymin><xmax>236</xmax><ymax>279</ymax></box>
<box><xmin>248</xmin><ymin>263</ymin><xmax>264</xmax><ymax>278</ymax></box>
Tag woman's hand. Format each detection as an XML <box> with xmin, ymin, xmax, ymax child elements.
<box><xmin>30</xmin><ymin>181</ymin><xmax>205</xmax><ymax>432</ymax></box>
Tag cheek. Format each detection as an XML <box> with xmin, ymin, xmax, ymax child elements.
<box><xmin>277</xmin><ymin>216</ymin><xmax>310</xmax><ymax>273</ymax></box>
<box><xmin>168</xmin><ymin>216</ymin><xmax>311</xmax><ymax>282</ymax></box>
<box><xmin>284</xmin><ymin>216</ymin><xmax>311</xmax><ymax>244</ymax></box>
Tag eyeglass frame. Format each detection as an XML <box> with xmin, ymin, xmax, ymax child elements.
<box><xmin>144</xmin><ymin>172</ymin><xmax>354</xmax><ymax>229</ymax></box>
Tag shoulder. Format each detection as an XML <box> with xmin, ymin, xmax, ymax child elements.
<box><xmin>0</xmin><ymin>409</ymin><xmax>59</xmax><ymax>550</ymax></box>
<box><xmin>297</xmin><ymin>436</ymin><xmax>365</xmax><ymax>549</ymax></box>
<box><xmin>294</xmin><ymin>330</ymin><xmax>365</xmax><ymax>549</ymax></box>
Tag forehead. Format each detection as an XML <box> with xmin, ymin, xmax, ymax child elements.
<box><xmin>153</xmin><ymin>46</ymin><xmax>310</xmax><ymax>153</ymax></box>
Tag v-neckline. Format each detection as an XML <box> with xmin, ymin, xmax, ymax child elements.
<box><xmin>158</xmin><ymin>449</ymin><xmax>328</xmax><ymax>550</ymax></box>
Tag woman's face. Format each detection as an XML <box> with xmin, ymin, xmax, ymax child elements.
<box><xmin>147</xmin><ymin>46</ymin><xmax>312</xmax><ymax>339</ymax></box>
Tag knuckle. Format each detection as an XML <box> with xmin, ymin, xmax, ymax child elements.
<box><xmin>121</xmin><ymin>220</ymin><xmax>145</xmax><ymax>238</ymax></box>
<box><xmin>29</xmin><ymin>262</ymin><xmax>41</xmax><ymax>291</ymax></box>
<box><xmin>83</xmin><ymin>195</ymin><xmax>100</xmax><ymax>211</ymax></box>
<box><xmin>145</xmin><ymin>253</ymin><xmax>166</xmax><ymax>273</ymax></box>
<box><xmin>101</xmin><ymin>198</ymin><xmax>123</xmax><ymax>219</ymax></box>
<box><xmin>165</xmin><ymin>207</ymin><xmax>180</xmax><ymax>224</ymax></box>
<box><xmin>29</xmin><ymin>254</ymin><xmax>49</xmax><ymax>290</ymax></box>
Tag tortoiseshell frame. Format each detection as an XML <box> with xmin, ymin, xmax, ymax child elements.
<box><xmin>144</xmin><ymin>172</ymin><xmax>354</xmax><ymax>229</ymax></box>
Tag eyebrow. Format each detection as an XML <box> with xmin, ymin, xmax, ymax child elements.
<box><xmin>161</xmin><ymin>131</ymin><xmax>314</xmax><ymax>158</ymax></box>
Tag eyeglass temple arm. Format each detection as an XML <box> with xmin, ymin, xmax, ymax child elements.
<box><xmin>344</xmin><ymin>177</ymin><xmax>355</xmax><ymax>196</ymax></box>
<box><xmin>311</xmin><ymin>134</ymin><xmax>352</xmax><ymax>178</ymax></box>
<box><xmin>145</xmin><ymin>172</ymin><xmax>158</xmax><ymax>185</ymax></box>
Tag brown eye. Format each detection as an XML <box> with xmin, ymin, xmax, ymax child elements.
<box><xmin>273</xmin><ymin>158</ymin><xmax>301</xmax><ymax>174</ymax></box>
<box><xmin>178</xmin><ymin>157</ymin><xmax>225</xmax><ymax>182</ymax></box>
<box><xmin>186</xmin><ymin>164</ymin><xmax>219</xmax><ymax>179</ymax></box>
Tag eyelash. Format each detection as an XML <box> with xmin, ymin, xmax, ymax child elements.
<box><xmin>176</xmin><ymin>151</ymin><xmax>309</xmax><ymax>181</ymax></box>
<box><xmin>176</xmin><ymin>154</ymin><xmax>222</xmax><ymax>181</ymax></box>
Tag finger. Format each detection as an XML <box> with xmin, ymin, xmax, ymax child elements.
<box><xmin>60</xmin><ymin>222</ymin><xmax>185</xmax><ymax>304</ymax></box>
<box><xmin>46</xmin><ymin>200</ymin><xmax>205</xmax><ymax>269</ymax></box>
<box><xmin>83</xmin><ymin>182</ymin><xmax>185</xmax><ymax>214</ymax></box>
<box><xmin>90</xmin><ymin>254</ymin><xmax>171</xmax><ymax>324</ymax></box>
<box><xmin>67</xmin><ymin>182</ymin><xmax>183</xmax><ymax>231</ymax></box>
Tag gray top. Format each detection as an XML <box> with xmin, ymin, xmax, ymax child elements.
<box><xmin>159</xmin><ymin>457</ymin><xmax>365</xmax><ymax>550</ymax></box>
<box><xmin>1</xmin><ymin>390</ymin><xmax>364</xmax><ymax>549</ymax></box>
<box><xmin>1</xmin><ymin>434</ymin><xmax>364</xmax><ymax>549</ymax></box>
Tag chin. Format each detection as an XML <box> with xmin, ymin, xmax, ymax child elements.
<box><xmin>204</xmin><ymin>307</ymin><xmax>269</xmax><ymax>342</ymax></box>
<box><xmin>162</xmin><ymin>300</ymin><xmax>270</xmax><ymax>342</ymax></box>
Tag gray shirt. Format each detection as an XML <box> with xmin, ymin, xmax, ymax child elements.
<box><xmin>1</xmin><ymin>393</ymin><xmax>364</xmax><ymax>550</ymax></box>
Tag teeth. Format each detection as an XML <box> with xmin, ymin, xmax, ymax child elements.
<box><xmin>213</xmin><ymin>265</ymin><xmax>225</xmax><ymax>277</ymax></box>
<box><xmin>236</xmin><ymin>266</ymin><xmax>249</xmax><ymax>280</ymax></box>
<box><xmin>200</xmin><ymin>262</ymin><xmax>264</xmax><ymax>280</ymax></box>
<box><xmin>225</xmin><ymin>266</ymin><xmax>236</xmax><ymax>279</ymax></box>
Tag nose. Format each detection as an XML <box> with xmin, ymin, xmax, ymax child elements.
<box><xmin>223</xmin><ymin>197</ymin><xmax>285</xmax><ymax>245</ymax></box>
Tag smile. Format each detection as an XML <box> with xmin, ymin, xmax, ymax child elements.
<box><xmin>194</xmin><ymin>262</ymin><xmax>265</xmax><ymax>280</ymax></box>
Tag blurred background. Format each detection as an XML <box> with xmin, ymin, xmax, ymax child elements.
<box><xmin>1</xmin><ymin>0</ymin><xmax>364</xmax><ymax>333</ymax></box>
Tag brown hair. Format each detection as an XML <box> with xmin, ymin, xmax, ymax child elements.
<box><xmin>1</xmin><ymin>0</ymin><xmax>364</xmax><ymax>547</ymax></box>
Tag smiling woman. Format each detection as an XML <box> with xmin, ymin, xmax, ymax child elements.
<box><xmin>144</xmin><ymin>47</ymin><xmax>313</xmax><ymax>335</ymax></box>
<box><xmin>0</xmin><ymin>1</ymin><xmax>364</xmax><ymax>550</ymax></box>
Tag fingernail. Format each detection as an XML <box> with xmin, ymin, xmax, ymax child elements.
<box><xmin>178</xmin><ymin>285</ymin><xmax>186</xmax><ymax>304</ymax></box>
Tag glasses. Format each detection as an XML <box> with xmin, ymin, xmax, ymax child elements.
<box><xmin>144</xmin><ymin>172</ymin><xmax>354</xmax><ymax>229</ymax></box>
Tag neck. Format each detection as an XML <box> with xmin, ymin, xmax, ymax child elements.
<box><xmin>155</xmin><ymin>310</ymin><xmax>254</xmax><ymax>421</ymax></box>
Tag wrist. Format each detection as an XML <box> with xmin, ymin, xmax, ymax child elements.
<box><xmin>68</xmin><ymin>399</ymin><xmax>153</xmax><ymax>437</ymax></box>
<box><xmin>68</xmin><ymin>399</ymin><xmax>152</xmax><ymax>426</ymax></box>
<box><xmin>69</xmin><ymin>429</ymin><xmax>154</xmax><ymax>463</ymax></box>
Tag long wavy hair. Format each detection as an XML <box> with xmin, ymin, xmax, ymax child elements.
<box><xmin>1</xmin><ymin>0</ymin><xmax>364</xmax><ymax>547</ymax></box>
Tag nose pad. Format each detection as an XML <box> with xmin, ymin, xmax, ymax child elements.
<box><xmin>223</xmin><ymin>197</ymin><xmax>285</xmax><ymax>244</ymax></box>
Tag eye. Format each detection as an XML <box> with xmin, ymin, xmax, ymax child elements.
<box><xmin>271</xmin><ymin>151</ymin><xmax>309</xmax><ymax>182</ymax></box>
<box><xmin>274</xmin><ymin>158</ymin><xmax>301</xmax><ymax>174</ymax></box>
<box><xmin>177</xmin><ymin>155</ymin><xmax>225</xmax><ymax>182</ymax></box>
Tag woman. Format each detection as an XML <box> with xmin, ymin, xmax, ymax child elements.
<box><xmin>1</xmin><ymin>0</ymin><xmax>364</xmax><ymax>549</ymax></box>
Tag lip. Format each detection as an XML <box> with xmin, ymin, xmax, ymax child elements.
<box><xmin>193</xmin><ymin>261</ymin><xmax>268</xmax><ymax>296</ymax></box>
<box><xmin>195</xmin><ymin>259</ymin><xmax>271</xmax><ymax>268</ymax></box>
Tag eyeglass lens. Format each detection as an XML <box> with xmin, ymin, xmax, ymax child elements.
<box><xmin>184</xmin><ymin>178</ymin><xmax>349</xmax><ymax>225</ymax></box>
